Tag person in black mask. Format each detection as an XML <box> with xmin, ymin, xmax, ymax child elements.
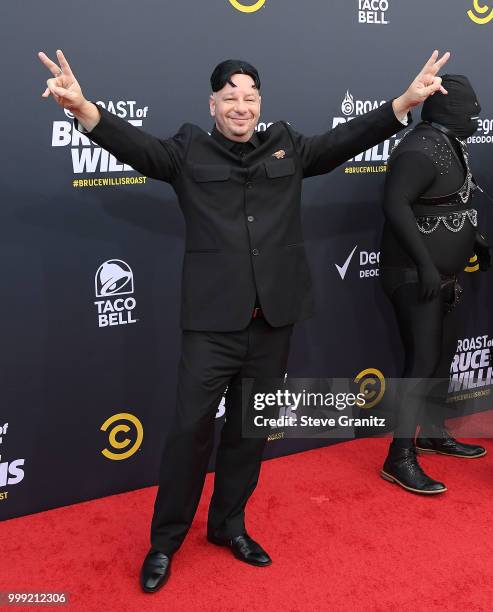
<box><xmin>378</xmin><ymin>74</ymin><xmax>490</xmax><ymax>494</ymax></box>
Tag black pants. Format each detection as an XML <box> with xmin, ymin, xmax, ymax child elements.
<box><xmin>386</xmin><ymin>279</ymin><xmax>463</xmax><ymax>443</ymax></box>
<box><xmin>150</xmin><ymin>316</ymin><xmax>293</xmax><ymax>555</ymax></box>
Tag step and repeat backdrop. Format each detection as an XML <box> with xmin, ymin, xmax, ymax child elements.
<box><xmin>1</xmin><ymin>0</ymin><xmax>492</xmax><ymax>520</ymax></box>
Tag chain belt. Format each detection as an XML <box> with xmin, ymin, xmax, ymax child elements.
<box><xmin>416</xmin><ymin>208</ymin><xmax>478</xmax><ymax>234</ymax></box>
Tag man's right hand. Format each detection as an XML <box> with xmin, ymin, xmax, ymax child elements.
<box><xmin>38</xmin><ymin>49</ymin><xmax>100</xmax><ymax>131</ymax></box>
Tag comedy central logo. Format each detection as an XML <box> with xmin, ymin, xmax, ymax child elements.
<box><xmin>228</xmin><ymin>0</ymin><xmax>266</xmax><ymax>12</ymax></box>
<box><xmin>94</xmin><ymin>260</ymin><xmax>138</xmax><ymax>327</ymax></box>
<box><xmin>468</xmin><ymin>0</ymin><xmax>493</xmax><ymax>24</ymax></box>
<box><xmin>465</xmin><ymin>254</ymin><xmax>480</xmax><ymax>273</ymax></box>
<box><xmin>100</xmin><ymin>413</ymin><xmax>143</xmax><ymax>460</ymax></box>
<box><xmin>354</xmin><ymin>368</ymin><xmax>386</xmax><ymax>409</ymax></box>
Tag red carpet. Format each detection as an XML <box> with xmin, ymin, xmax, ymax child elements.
<box><xmin>1</xmin><ymin>436</ymin><xmax>493</xmax><ymax>611</ymax></box>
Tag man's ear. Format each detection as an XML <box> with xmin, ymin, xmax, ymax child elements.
<box><xmin>209</xmin><ymin>93</ymin><xmax>216</xmax><ymax>118</ymax></box>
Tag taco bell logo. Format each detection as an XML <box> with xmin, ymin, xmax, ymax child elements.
<box><xmin>94</xmin><ymin>260</ymin><xmax>138</xmax><ymax>327</ymax></box>
<box><xmin>358</xmin><ymin>0</ymin><xmax>390</xmax><ymax>25</ymax></box>
<box><xmin>95</xmin><ymin>260</ymin><xmax>134</xmax><ymax>297</ymax></box>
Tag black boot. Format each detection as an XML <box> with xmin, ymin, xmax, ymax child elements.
<box><xmin>381</xmin><ymin>442</ymin><xmax>447</xmax><ymax>494</ymax></box>
<box><xmin>416</xmin><ymin>427</ymin><xmax>487</xmax><ymax>458</ymax></box>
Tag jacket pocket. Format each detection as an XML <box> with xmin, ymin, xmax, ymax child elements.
<box><xmin>264</xmin><ymin>157</ymin><xmax>296</xmax><ymax>179</ymax></box>
<box><xmin>192</xmin><ymin>164</ymin><xmax>231</xmax><ymax>182</ymax></box>
<box><xmin>185</xmin><ymin>248</ymin><xmax>220</xmax><ymax>253</ymax></box>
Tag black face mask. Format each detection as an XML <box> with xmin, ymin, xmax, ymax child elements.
<box><xmin>421</xmin><ymin>74</ymin><xmax>481</xmax><ymax>140</ymax></box>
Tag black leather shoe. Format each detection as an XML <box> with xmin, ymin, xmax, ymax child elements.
<box><xmin>416</xmin><ymin>429</ymin><xmax>487</xmax><ymax>458</ymax></box>
<box><xmin>207</xmin><ymin>532</ymin><xmax>272</xmax><ymax>566</ymax></box>
<box><xmin>381</xmin><ymin>444</ymin><xmax>447</xmax><ymax>494</ymax></box>
<box><xmin>140</xmin><ymin>549</ymin><xmax>172</xmax><ymax>593</ymax></box>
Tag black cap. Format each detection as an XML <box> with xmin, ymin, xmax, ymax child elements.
<box><xmin>210</xmin><ymin>59</ymin><xmax>261</xmax><ymax>92</ymax></box>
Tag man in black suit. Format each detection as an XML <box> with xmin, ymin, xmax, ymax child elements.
<box><xmin>39</xmin><ymin>48</ymin><xmax>450</xmax><ymax>592</ymax></box>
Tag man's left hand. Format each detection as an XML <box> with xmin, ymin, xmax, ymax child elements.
<box><xmin>392</xmin><ymin>50</ymin><xmax>451</xmax><ymax>120</ymax></box>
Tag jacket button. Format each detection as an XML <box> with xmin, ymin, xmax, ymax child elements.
<box><xmin>247</xmin><ymin>215</ymin><xmax>255</xmax><ymax>222</ymax></box>
<box><xmin>246</xmin><ymin>181</ymin><xmax>253</xmax><ymax>189</ymax></box>
<box><xmin>252</xmin><ymin>248</ymin><xmax>259</xmax><ymax>256</ymax></box>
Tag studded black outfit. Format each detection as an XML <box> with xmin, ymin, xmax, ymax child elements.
<box><xmin>380</xmin><ymin>121</ymin><xmax>478</xmax><ymax>295</ymax></box>
<box><xmin>379</xmin><ymin>121</ymin><xmax>483</xmax><ymax>443</ymax></box>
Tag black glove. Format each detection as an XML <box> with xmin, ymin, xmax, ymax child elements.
<box><xmin>474</xmin><ymin>231</ymin><xmax>492</xmax><ymax>272</ymax></box>
<box><xmin>418</xmin><ymin>264</ymin><xmax>442</xmax><ymax>301</ymax></box>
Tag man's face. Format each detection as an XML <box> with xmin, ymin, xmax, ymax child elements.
<box><xmin>209</xmin><ymin>73</ymin><xmax>261</xmax><ymax>142</ymax></box>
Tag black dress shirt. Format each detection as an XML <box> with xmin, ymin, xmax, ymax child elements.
<box><xmin>211</xmin><ymin>126</ymin><xmax>261</xmax><ymax>308</ymax></box>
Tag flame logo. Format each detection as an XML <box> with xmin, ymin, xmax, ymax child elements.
<box><xmin>354</xmin><ymin>368</ymin><xmax>386</xmax><ymax>409</ymax></box>
<box><xmin>228</xmin><ymin>0</ymin><xmax>266</xmax><ymax>12</ymax></box>
<box><xmin>341</xmin><ymin>90</ymin><xmax>355</xmax><ymax>116</ymax></box>
<box><xmin>468</xmin><ymin>0</ymin><xmax>493</xmax><ymax>23</ymax></box>
<box><xmin>100</xmin><ymin>413</ymin><xmax>143</xmax><ymax>460</ymax></box>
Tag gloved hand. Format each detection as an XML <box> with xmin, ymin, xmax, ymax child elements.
<box><xmin>474</xmin><ymin>231</ymin><xmax>492</xmax><ymax>272</ymax></box>
<box><xmin>418</xmin><ymin>264</ymin><xmax>442</xmax><ymax>300</ymax></box>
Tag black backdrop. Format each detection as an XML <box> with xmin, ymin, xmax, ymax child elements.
<box><xmin>1</xmin><ymin>0</ymin><xmax>492</xmax><ymax>521</ymax></box>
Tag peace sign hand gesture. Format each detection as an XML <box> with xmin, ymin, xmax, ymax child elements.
<box><xmin>38</xmin><ymin>49</ymin><xmax>100</xmax><ymax>130</ymax></box>
<box><xmin>392</xmin><ymin>50</ymin><xmax>451</xmax><ymax>118</ymax></box>
<box><xmin>38</xmin><ymin>49</ymin><xmax>85</xmax><ymax>110</ymax></box>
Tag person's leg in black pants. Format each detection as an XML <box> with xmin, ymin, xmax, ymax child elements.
<box><xmin>207</xmin><ymin>318</ymin><xmax>293</xmax><ymax>539</ymax></box>
<box><xmin>150</xmin><ymin>317</ymin><xmax>292</xmax><ymax>555</ymax></box>
<box><xmin>416</xmin><ymin>281</ymin><xmax>487</xmax><ymax>458</ymax></box>
<box><xmin>390</xmin><ymin>281</ymin><xmax>449</xmax><ymax>445</ymax></box>
<box><xmin>381</xmin><ymin>281</ymin><xmax>450</xmax><ymax>493</ymax></box>
<box><xmin>150</xmin><ymin>328</ymin><xmax>244</xmax><ymax>555</ymax></box>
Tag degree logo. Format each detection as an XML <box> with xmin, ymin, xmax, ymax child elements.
<box><xmin>228</xmin><ymin>0</ymin><xmax>266</xmax><ymax>13</ymax></box>
<box><xmin>100</xmin><ymin>413</ymin><xmax>143</xmax><ymax>460</ymax></box>
<box><xmin>468</xmin><ymin>0</ymin><xmax>493</xmax><ymax>24</ymax></box>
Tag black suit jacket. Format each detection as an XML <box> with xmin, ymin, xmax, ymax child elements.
<box><xmin>81</xmin><ymin>102</ymin><xmax>408</xmax><ymax>331</ymax></box>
